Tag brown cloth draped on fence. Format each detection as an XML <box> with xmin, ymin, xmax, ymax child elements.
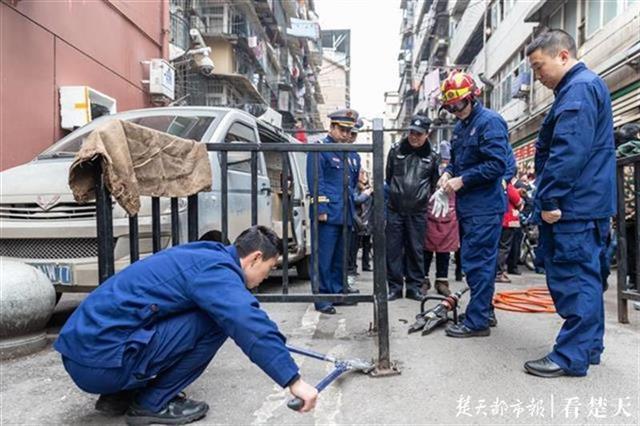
<box><xmin>68</xmin><ymin>119</ymin><xmax>212</xmax><ymax>216</ymax></box>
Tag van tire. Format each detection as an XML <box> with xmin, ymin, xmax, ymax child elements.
<box><xmin>295</xmin><ymin>256</ymin><xmax>311</xmax><ymax>280</ymax></box>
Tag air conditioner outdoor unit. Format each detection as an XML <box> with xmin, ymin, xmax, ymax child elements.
<box><xmin>59</xmin><ymin>86</ymin><xmax>117</xmax><ymax>130</ymax></box>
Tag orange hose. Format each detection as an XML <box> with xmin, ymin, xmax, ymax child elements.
<box><xmin>493</xmin><ymin>287</ymin><xmax>556</xmax><ymax>313</ymax></box>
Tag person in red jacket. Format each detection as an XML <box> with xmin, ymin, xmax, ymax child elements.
<box><xmin>496</xmin><ymin>179</ymin><xmax>524</xmax><ymax>283</ymax></box>
<box><xmin>294</xmin><ymin>119</ymin><xmax>308</xmax><ymax>143</ymax></box>
<box><xmin>423</xmin><ymin>142</ymin><xmax>459</xmax><ymax>296</ymax></box>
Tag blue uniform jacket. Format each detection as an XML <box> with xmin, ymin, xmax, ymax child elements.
<box><xmin>445</xmin><ymin>101</ymin><xmax>510</xmax><ymax>218</ymax></box>
<box><xmin>306</xmin><ymin>135</ymin><xmax>361</xmax><ymax>226</ymax></box>
<box><xmin>54</xmin><ymin>242</ymin><xmax>299</xmax><ymax>388</ymax></box>
<box><xmin>533</xmin><ymin>62</ymin><xmax>616</xmax><ymax>221</ymax></box>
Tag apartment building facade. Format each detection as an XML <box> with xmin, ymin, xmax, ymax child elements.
<box><xmin>395</xmin><ymin>0</ymin><xmax>640</xmax><ymax>168</ymax></box>
<box><xmin>170</xmin><ymin>0</ymin><xmax>324</xmax><ymax>131</ymax></box>
<box><xmin>317</xmin><ymin>29</ymin><xmax>351</xmax><ymax>130</ymax></box>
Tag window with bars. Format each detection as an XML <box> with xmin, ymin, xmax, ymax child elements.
<box><xmin>491</xmin><ymin>46</ymin><xmax>531</xmax><ymax>111</ymax></box>
<box><xmin>546</xmin><ymin>1</ymin><xmax>578</xmax><ymax>42</ymax></box>
<box><xmin>586</xmin><ymin>0</ymin><xmax>638</xmax><ymax>39</ymax></box>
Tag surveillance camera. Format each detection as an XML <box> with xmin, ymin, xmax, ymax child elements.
<box><xmin>189</xmin><ymin>29</ymin><xmax>207</xmax><ymax>49</ymax></box>
<box><xmin>193</xmin><ymin>53</ymin><xmax>215</xmax><ymax>76</ymax></box>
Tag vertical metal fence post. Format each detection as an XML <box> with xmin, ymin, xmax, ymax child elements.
<box><xmin>251</xmin><ymin>151</ymin><xmax>258</xmax><ymax>226</ymax></box>
<box><xmin>171</xmin><ymin>197</ymin><xmax>180</xmax><ymax>246</ymax></box>
<box><xmin>282</xmin><ymin>152</ymin><xmax>290</xmax><ymax>294</ymax></box>
<box><xmin>372</xmin><ymin>118</ymin><xmax>390</xmax><ymax>370</ymax></box>
<box><xmin>95</xmin><ymin>161</ymin><xmax>115</xmax><ymax>283</ymax></box>
<box><xmin>128</xmin><ymin>214</ymin><xmax>139</xmax><ymax>263</ymax></box>
<box><xmin>187</xmin><ymin>194</ymin><xmax>199</xmax><ymax>242</ymax></box>
<box><xmin>221</xmin><ymin>151</ymin><xmax>229</xmax><ymax>243</ymax></box>
<box><xmin>634</xmin><ymin>164</ymin><xmax>640</xmax><ymax>291</ymax></box>
<box><xmin>151</xmin><ymin>197</ymin><xmax>161</xmax><ymax>253</ymax></box>
<box><xmin>312</xmin><ymin>152</ymin><xmax>320</xmax><ymax>296</ymax></box>
<box><xmin>342</xmin><ymin>151</ymin><xmax>349</xmax><ymax>294</ymax></box>
<box><xmin>616</xmin><ymin>162</ymin><xmax>629</xmax><ymax>323</ymax></box>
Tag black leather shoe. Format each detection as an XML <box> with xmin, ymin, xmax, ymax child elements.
<box><xmin>524</xmin><ymin>356</ymin><xmax>566</xmax><ymax>378</ymax></box>
<box><xmin>445</xmin><ymin>323</ymin><xmax>490</xmax><ymax>338</ymax></box>
<box><xmin>125</xmin><ymin>396</ymin><xmax>209</xmax><ymax>425</ymax></box>
<box><xmin>405</xmin><ymin>290</ymin><xmax>426</xmax><ymax>301</ymax></box>
<box><xmin>387</xmin><ymin>291</ymin><xmax>402</xmax><ymax>301</ymax></box>
<box><xmin>508</xmin><ymin>269</ymin><xmax>522</xmax><ymax>276</ymax></box>
<box><xmin>458</xmin><ymin>312</ymin><xmax>496</xmax><ymax>328</ymax></box>
<box><xmin>362</xmin><ymin>265</ymin><xmax>372</xmax><ymax>271</ymax></box>
<box><xmin>317</xmin><ymin>306</ymin><xmax>337</xmax><ymax>314</ymax></box>
<box><xmin>95</xmin><ymin>390</ymin><xmax>135</xmax><ymax>415</ymax></box>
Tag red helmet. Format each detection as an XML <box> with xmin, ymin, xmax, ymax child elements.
<box><xmin>440</xmin><ymin>71</ymin><xmax>481</xmax><ymax>106</ymax></box>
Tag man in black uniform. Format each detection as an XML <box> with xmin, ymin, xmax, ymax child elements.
<box><xmin>385</xmin><ymin>115</ymin><xmax>439</xmax><ymax>300</ymax></box>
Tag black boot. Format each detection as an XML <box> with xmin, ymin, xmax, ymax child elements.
<box><xmin>421</xmin><ymin>278</ymin><xmax>431</xmax><ymax>295</ymax></box>
<box><xmin>95</xmin><ymin>390</ymin><xmax>136</xmax><ymax>415</ymax></box>
<box><xmin>387</xmin><ymin>290</ymin><xmax>402</xmax><ymax>301</ymax></box>
<box><xmin>445</xmin><ymin>323</ymin><xmax>490</xmax><ymax>338</ymax></box>
<box><xmin>405</xmin><ymin>289</ymin><xmax>426</xmax><ymax>301</ymax></box>
<box><xmin>434</xmin><ymin>279</ymin><xmax>451</xmax><ymax>296</ymax></box>
<box><xmin>125</xmin><ymin>396</ymin><xmax>209</xmax><ymax>425</ymax></box>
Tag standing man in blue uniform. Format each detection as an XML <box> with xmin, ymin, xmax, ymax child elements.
<box><xmin>307</xmin><ymin>109</ymin><xmax>361</xmax><ymax>314</ymax></box>
<box><xmin>524</xmin><ymin>30</ymin><xmax>615</xmax><ymax>378</ymax></box>
<box><xmin>437</xmin><ymin>71</ymin><xmax>512</xmax><ymax>337</ymax></box>
<box><xmin>55</xmin><ymin>226</ymin><xmax>318</xmax><ymax>425</ymax></box>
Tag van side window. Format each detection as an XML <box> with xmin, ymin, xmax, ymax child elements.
<box><xmin>222</xmin><ymin>122</ymin><xmax>259</xmax><ymax>173</ymax></box>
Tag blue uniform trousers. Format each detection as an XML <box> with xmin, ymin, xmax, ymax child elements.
<box><xmin>62</xmin><ymin>310</ymin><xmax>225</xmax><ymax>411</ymax></box>
<box><xmin>539</xmin><ymin>219</ymin><xmax>609</xmax><ymax>376</ymax></box>
<box><xmin>459</xmin><ymin>214</ymin><xmax>502</xmax><ymax>330</ymax></box>
<box><xmin>386</xmin><ymin>210</ymin><xmax>426</xmax><ymax>294</ymax></box>
<box><xmin>310</xmin><ymin>222</ymin><xmax>345</xmax><ymax>310</ymax></box>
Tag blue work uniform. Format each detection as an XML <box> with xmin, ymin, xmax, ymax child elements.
<box><xmin>445</xmin><ymin>100</ymin><xmax>511</xmax><ymax>330</ymax></box>
<box><xmin>54</xmin><ymin>242</ymin><xmax>299</xmax><ymax>411</ymax></box>
<box><xmin>306</xmin><ymin>135</ymin><xmax>360</xmax><ymax>310</ymax></box>
<box><xmin>533</xmin><ymin>62</ymin><xmax>616</xmax><ymax>376</ymax></box>
<box><xmin>347</xmin><ymin>150</ymin><xmax>363</xmax><ymax>275</ymax></box>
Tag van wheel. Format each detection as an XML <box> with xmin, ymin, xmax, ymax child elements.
<box><xmin>295</xmin><ymin>256</ymin><xmax>311</xmax><ymax>280</ymax></box>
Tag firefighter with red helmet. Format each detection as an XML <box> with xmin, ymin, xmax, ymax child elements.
<box><xmin>437</xmin><ymin>70</ymin><xmax>514</xmax><ymax>338</ymax></box>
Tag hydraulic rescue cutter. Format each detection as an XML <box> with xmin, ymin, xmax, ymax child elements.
<box><xmin>408</xmin><ymin>287</ymin><xmax>469</xmax><ymax>335</ymax></box>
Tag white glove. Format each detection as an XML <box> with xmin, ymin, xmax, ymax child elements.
<box><xmin>430</xmin><ymin>189</ymin><xmax>449</xmax><ymax>218</ymax></box>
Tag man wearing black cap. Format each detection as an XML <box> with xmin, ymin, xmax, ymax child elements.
<box><xmin>385</xmin><ymin>115</ymin><xmax>440</xmax><ymax>301</ymax></box>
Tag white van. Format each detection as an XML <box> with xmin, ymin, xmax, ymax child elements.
<box><xmin>0</xmin><ymin>107</ymin><xmax>312</xmax><ymax>299</ymax></box>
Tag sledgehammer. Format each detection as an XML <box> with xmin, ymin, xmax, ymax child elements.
<box><xmin>285</xmin><ymin>345</ymin><xmax>374</xmax><ymax>411</ymax></box>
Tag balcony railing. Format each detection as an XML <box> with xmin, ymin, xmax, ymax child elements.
<box><xmin>170</xmin><ymin>11</ymin><xmax>191</xmax><ymax>51</ymax></box>
<box><xmin>448</xmin><ymin>1</ymin><xmax>486</xmax><ymax>64</ymax></box>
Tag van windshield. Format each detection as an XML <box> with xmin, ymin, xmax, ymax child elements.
<box><xmin>37</xmin><ymin>115</ymin><xmax>215</xmax><ymax>159</ymax></box>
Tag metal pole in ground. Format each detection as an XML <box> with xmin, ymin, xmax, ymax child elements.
<box><xmin>371</xmin><ymin>118</ymin><xmax>394</xmax><ymax>374</ymax></box>
<box><xmin>95</xmin><ymin>161</ymin><xmax>115</xmax><ymax>283</ymax></box>
<box><xmin>616</xmin><ymin>161</ymin><xmax>629</xmax><ymax>323</ymax></box>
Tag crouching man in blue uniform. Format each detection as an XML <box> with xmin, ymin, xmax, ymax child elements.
<box><xmin>437</xmin><ymin>70</ymin><xmax>512</xmax><ymax>338</ymax></box>
<box><xmin>54</xmin><ymin>226</ymin><xmax>318</xmax><ymax>425</ymax></box>
<box><xmin>524</xmin><ymin>30</ymin><xmax>615</xmax><ymax>378</ymax></box>
<box><xmin>306</xmin><ymin>109</ymin><xmax>361</xmax><ymax>315</ymax></box>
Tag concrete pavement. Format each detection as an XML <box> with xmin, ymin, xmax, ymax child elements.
<box><xmin>1</xmin><ymin>267</ymin><xmax>638</xmax><ymax>425</ymax></box>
